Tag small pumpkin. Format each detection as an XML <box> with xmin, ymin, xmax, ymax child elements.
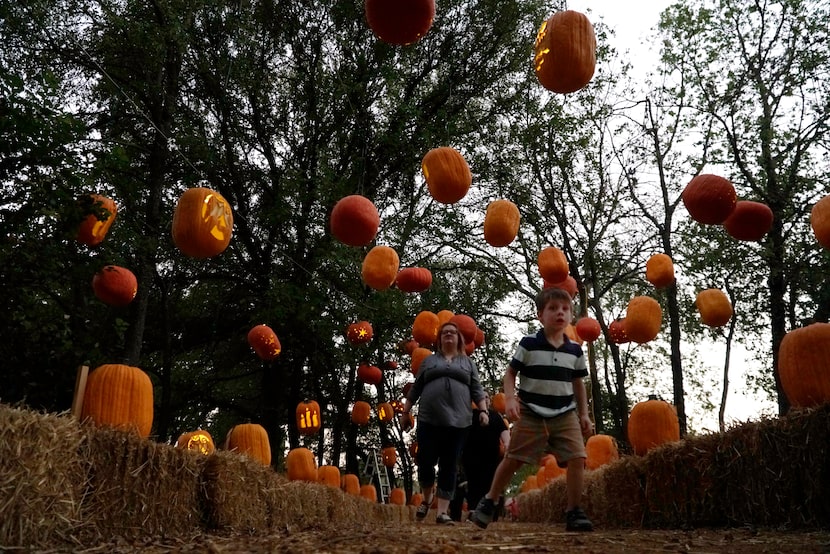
<box><xmin>346</xmin><ymin>320</ymin><xmax>374</xmax><ymax>345</ymax></box>
<box><xmin>381</xmin><ymin>445</ymin><xmax>397</xmax><ymax>467</ymax></box>
<box><xmin>564</xmin><ymin>324</ymin><xmax>583</xmax><ymax>345</ymax></box>
<box><xmin>351</xmin><ymin>400</ymin><xmax>372</xmax><ymax>425</ymax></box>
<box><xmin>286</xmin><ymin>447</ymin><xmax>317</xmax><ymax>482</ymax></box>
<box><xmin>810</xmin><ymin>194</ymin><xmax>830</xmax><ymax>249</ymax></box>
<box><xmin>389</xmin><ymin>487</ymin><xmax>406</xmax><ymax>505</ymax></box>
<box><xmin>695</xmin><ymin>288</ymin><xmax>733</xmax><ymax>327</ymax></box>
<box><xmin>778</xmin><ymin>322</ymin><xmax>830</xmax><ymax>408</ymax></box>
<box><xmin>544</xmin><ymin>275</ymin><xmax>578</xmax><ymax>298</ymax></box>
<box><xmin>491</xmin><ymin>392</ymin><xmax>506</xmax><ymax>414</ymax></box>
<box><xmin>421</xmin><ymin>147</ymin><xmax>472</xmax><ymax>205</ymax></box>
<box><xmin>342</xmin><ymin>473</ymin><xmax>361</xmax><ymax>496</ymax></box>
<box><xmin>575</xmin><ymin>317</ymin><xmax>601</xmax><ymax>342</ymax></box>
<box><xmin>624</xmin><ymin>296</ymin><xmax>662</xmax><ymax>344</ymax></box>
<box><xmin>360</xmin><ymin>484</ymin><xmax>378</xmax><ymax>502</ymax></box>
<box><xmin>357</xmin><ymin>363</ymin><xmax>383</xmax><ymax>385</ymax></box>
<box><xmin>92</xmin><ymin>265</ymin><xmax>138</xmax><ymax>307</ymax></box>
<box><xmin>317</xmin><ymin>465</ymin><xmax>341</xmax><ymax>488</ymax></box>
<box><xmin>681</xmin><ymin>174</ymin><xmax>737</xmax><ymax>225</ymax></box>
<box><xmin>226</xmin><ymin>423</ymin><xmax>271</xmax><ymax>465</ymax></box>
<box><xmin>76</xmin><ymin>194</ymin><xmax>117</xmax><ymax>246</ymax></box>
<box><xmin>398</xmin><ymin>338</ymin><xmax>419</xmax><ymax>354</ymax></box>
<box><xmin>412</xmin><ymin>310</ymin><xmax>440</xmax><ymax>346</ymax></box>
<box><xmin>483</xmin><ymin>199</ymin><xmax>521</xmax><ymax>247</ymax></box>
<box><xmin>176</xmin><ymin>429</ymin><xmax>215</xmax><ymax>455</ymax></box>
<box><xmin>645</xmin><ymin>253</ymin><xmax>675</xmax><ymax>288</ymax></box>
<box><xmin>80</xmin><ymin>364</ymin><xmax>153</xmax><ymax>438</ymax></box>
<box><xmin>247</xmin><ymin>324</ymin><xmax>281</xmax><ymax>360</ymax></box>
<box><xmin>396</xmin><ymin>267</ymin><xmax>433</xmax><ymax>293</ymax></box>
<box><xmin>627</xmin><ymin>396</ymin><xmax>680</xmax><ymax>456</ymax></box>
<box><xmin>172</xmin><ymin>187</ymin><xmax>233</xmax><ymax>258</ymax></box>
<box><xmin>608</xmin><ymin>319</ymin><xmax>629</xmax><ymax>344</ymax></box>
<box><xmin>521</xmin><ymin>475</ymin><xmax>539</xmax><ymax>493</ymax></box>
<box><xmin>330</xmin><ymin>195</ymin><xmax>380</xmax><ymax>247</ymax></box>
<box><xmin>585</xmin><ymin>434</ymin><xmax>619</xmax><ymax>470</ymax></box>
<box><xmin>361</xmin><ymin>245</ymin><xmax>400</xmax><ymax>290</ymax></box>
<box><xmin>534</xmin><ymin>10</ymin><xmax>596</xmax><ymax>94</ymax></box>
<box><xmin>364</xmin><ymin>0</ymin><xmax>435</xmax><ymax>45</ymax></box>
<box><xmin>296</xmin><ymin>400</ymin><xmax>322</xmax><ymax>435</ymax></box>
<box><xmin>409</xmin><ymin>492</ymin><xmax>424</xmax><ymax>507</ymax></box>
<box><xmin>537</xmin><ymin>246</ymin><xmax>569</xmax><ymax>284</ymax></box>
<box><xmin>723</xmin><ymin>200</ymin><xmax>774</xmax><ymax>242</ymax></box>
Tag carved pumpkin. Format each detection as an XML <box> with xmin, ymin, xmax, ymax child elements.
<box><xmin>537</xmin><ymin>246</ymin><xmax>569</xmax><ymax>283</ymax></box>
<box><xmin>389</xmin><ymin>487</ymin><xmax>406</xmax><ymax>505</ymax></box>
<box><xmin>347</xmin><ymin>321</ymin><xmax>374</xmax><ymax>345</ymax></box>
<box><xmin>330</xmin><ymin>194</ymin><xmax>380</xmax><ymax>247</ymax></box>
<box><xmin>585</xmin><ymin>434</ymin><xmax>619</xmax><ymax>470</ymax></box>
<box><xmin>544</xmin><ymin>275</ymin><xmax>578</xmax><ymax>298</ymax></box>
<box><xmin>810</xmin><ymin>194</ymin><xmax>830</xmax><ymax>249</ymax></box>
<box><xmin>286</xmin><ymin>447</ymin><xmax>317</xmax><ymax>481</ymax></box>
<box><xmin>360</xmin><ymin>484</ymin><xmax>378</xmax><ymax>502</ymax></box>
<box><xmin>296</xmin><ymin>400</ymin><xmax>322</xmax><ymax>435</ymax></box>
<box><xmin>484</xmin><ymin>199</ymin><xmax>521</xmax><ymax>247</ymax></box>
<box><xmin>645</xmin><ymin>253</ymin><xmax>675</xmax><ymax>288</ymax></box>
<box><xmin>226</xmin><ymin>423</ymin><xmax>271</xmax><ymax>465</ymax></box>
<box><xmin>80</xmin><ymin>364</ymin><xmax>153</xmax><ymax>438</ymax></box>
<box><xmin>627</xmin><ymin>397</ymin><xmax>680</xmax><ymax>456</ymax></box>
<box><xmin>695</xmin><ymin>288</ymin><xmax>733</xmax><ymax>327</ymax></box>
<box><xmin>92</xmin><ymin>265</ymin><xmax>137</xmax><ymax>307</ymax></box>
<box><xmin>421</xmin><ymin>147</ymin><xmax>472</xmax><ymax>205</ymax></box>
<box><xmin>351</xmin><ymin>400</ymin><xmax>372</xmax><ymax>425</ymax></box>
<box><xmin>381</xmin><ymin>445</ymin><xmax>397</xmax><ymax>467</ymax></box>
<box><xmin>681</xmin><ymin>174</ymin><xmax>737</xmax><ymax>225</ymax></box>
<box><xmin>534</xmin><ymin>10</ymin><xmax>596</xmax><ymax>94</ymax></box>
<box><xmin>377</xmin><ymin>402</ymin><xmax>395</xmax><ymax>423</ymax></box>
<box><xmin>318</xmin><ymin>465</ymin><xmax>341</xmax><ymax>488</ymax></box>
<box><xmin>608</xmin><ymin>319</ymin><xmax>630</xmax><ymax>344</ymax></box>
<box><xmin>247</xmin><ymin>324</ymin><xmax>281</xmax><ymax>360</ymax></box>
<box><xmin>361</xmin><ymin>245</ymin><xmax>400</xmax><ymax>290</ymax></box>
<box><xmin>723</xmin><ymin>200</ymin><xmax>774</xmax><ymax>242</ymax></box>
<box><xmin>396</xmin><ymin>267</ymin><xmax>433</xmax><ymax>292</ymax></box>
<box><xmin>357</xmin><ymin>363</ymin><xmax>382</xmax><ymax>385</ymax></box>
<box><xmin>624</xmin><ymin>296</ymin><xmax>662</xmax><ymax>344</ymax></box>
<box><xmin>342</xmin><ymin>473</ymin><xmax>361</xmax><ymax>496</ymax></box>
<box><xmin>412</xmin><ymin>310</ymin><xmax>440</xmax><ymax>346</ymax></box>
<box><xmin>410</xmin><ymin>347</ymin><xmax>432</xmax><ymax>376</ymax></box>
<box><xmin>364</xmin><ymin>0</ymin><xmax>435</xmax><ymax>45</ymax></box>
<box><xmin>575</xmin><ymin>317</ymin><xmax>601</xmax><ymax>342</ymax></box>
<box><xmin>171</xmin><ymin>187</ymin><xmax>233</xmax><ymax>258</ymax></box>
<box><xmin>76</xmin><ymin>194</ymin><xmax>117</xmax><ymax>246</ymax></box>
<box><xmin>176</xmin><ymin>429</ymin><xmax>215</xmax><ymax>455</ymax></box>
<box><xmin>778</xmin><ymin>322</ymin><xmax>830</xmax><ymax>408</ymax></box>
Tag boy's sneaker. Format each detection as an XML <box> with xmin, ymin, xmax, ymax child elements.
<box><xmin>469</xmin><ymin>496</ymin><xmax>495</xmax><ymax>529</ymax></box>
<box><xmin>565</xmin><ymin>507</ymin><xmax>593</xmax><ymax>531</ymax></box>
<box><xmin>416</xmin><ymin>500</ymin><xmax>430</xmax><ymax>520</ymax></box>
<box><xmin>435</xmin><ymin>513</ymin><xmax>455</xmax><ymax>525</ymax></box>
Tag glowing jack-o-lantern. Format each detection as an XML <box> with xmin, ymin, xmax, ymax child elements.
<box><xmin>247</xmin><ymin>324</ymin><xmax>281</xmax><ymax>360</ymax></box>
<box><xmin>381</xmin><ymin>445</ymin><xmax>397</xmax><ymax>467</ymax></box>
<box><xmin>377</xmin><ymin>402</ymin><xmax>394</xmax><ymax>423</ymax></box>
<box><xmin>296</xmin><ymin>400</ymin><xmax>322</xmax><ymax>435</ymax></box>
<box><xmin>172</xmin><ymin>187</ymin><xmax>234</xmax><ymax>258</ymax></box>
<box><xmin>176</xmin><ymin>429</ymin><xmax>215</xmax><ymax>455</ymax></box>
<box><xmin>76</xmin><ymin>194</ymin><xmax>118</xmax><ymax>246</ymax></box>
<box><xmin>347</xmin><ymin>321</ymin><xmax>374</xmax><ymax>345</ymax></box>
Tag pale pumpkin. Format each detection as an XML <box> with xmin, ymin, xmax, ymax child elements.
<box><xmin>645</xmin><ymin>253</ymin><xmax>675</xmax><ymax>288</ymax></box>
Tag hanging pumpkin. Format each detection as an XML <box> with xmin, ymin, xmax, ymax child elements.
<box><xmin>412</xmin><ymin>310</ymin><xmax>439</xmax><ymax>346</ymax></box>
<box><xmin>360</xmin><ymin>484</ymin><xmax>378</xmax><ymax>502</ymax></box>
<box><xmin>80</xmin><ymin>364</ymin><xmax>153</xmax><ymax>438</ymax></box>
<box><xmin>381</xmin><ymin>445</ymin><xmax>397</xmax><ymax>467</ymax></box>
<box><xmin>695</xmin><ymin>288</ymin><xmax>733</xmax><ymax>327</ymax></box>
<box><xmin>483</xmin><ymin>199</ymin><xmax>521</xmax><ymax>247</ymax></box>
<box><xmin>76</xmin><ymin>194</ymin><xmax>117</xmax><ymax>246</ymax></box>
<box><xmin>225</xmin><ymin>423</ymin><xmax>272</xmax><ymax>465</ymax></box>
<box><xmin>627</xmin><ymin>396</ymin><xmax>680</xmax><ymax>456</ymax></box>
<box><xmin>377</xmin><ymin>402</ymin><xmax>395</xmax><ymax>423</ymax></box>
<box><xmin>533</xmin><ymin>10</ymin><xmax>596</xmax><ymax>94</ymax></box>
<box><xmin>330</xmin><ymin>194</ymin><xmax>380</xmax><ymax>247</ymax></box>
<box><xmin>681</xmin><ymin>174</ymin><xmax>737</xmax><ymax>225</ymax></box>
<box><xmin>410</xmin><ymin>347</ymin><xmax>432</xmax><ymax>376</ymax></box>
<box><xmin>351</xmin><ymin>400</ymin><xmax>372</xmax><ymax>425</ymax></box>
<box><xmin>544</xmin><ymin>275</ymin><xmax>578</xmax><ymax>298</ymax></box>
<box><xmin>645</xmin><ymin>253</ymin><xmax>675</xmax><ymax>288</ymax></box>
<box><xmin>436</xmin><ymin>309</ymin><xmax>455</xmax><ymax>327</ymax></box>
<box><xmin>396</xmin><ymin>267</ymin><xmax>433</xmax><ymax>292</ymax></box>
<box><xmin>585</xmin><ymin>434</ymin><xmax>619</xmax><ymax>470</ymax></box>
<box><xmin>389</xmin><ymin>487</ymin><xmax>406</xmax><ymax>505</ymax></box>
<box><xmin>361</xmin><ymin>245</ymin><xmax>400</xmax><ymax>290</ymax></box>
<box><xmin>176</xmin><ymin>429</ymin><xmax>215</xmax><ymax>455</ymax></box>
<box><xmin>810</xmin><ymin>194</ymin><xmax>830</xmax><ymax>249</ymax></box>
<box><xmin>286</xmin><ymin>447</ymin><xmax>317</xmax><ymax>482</ymax></box>
<box><xmin>342</xmin><ymin>473</ymin><xmax>361</xmax><ymax>496</ymax></box>
<box><xmin>778</xmin><ymin>322</ymin><xmax>830</xmax><ymax>408</ymax></box>
<box><xmin>171</xmin><ymin>186</ymin><xmax>233</xmax><ymax>258</ymax></box>
<box><xmin>398</xmin><ymin>338</ymin><xmax>419</xmax><ymax>355</ymax></box>
<box><xmin>364</xmin><ymin>0</ymin><xmax>435</xmax><ymax>45</ymax></box>
<box><xmin>564</xmin><ymin>324</ymin><xmax>583</xmax><ymax>346</ymax></box>
<box><xmin>449</xmin><ymin>314</ymin><xmax>477</xmax><ymax>343</ymax></box>
<box><xmin>317</xmin><ymin>465</ymin><xmax>341</xmax><ymax>488</ymax></box>
<box><xmin>296</xmin><ymin>400</ymin><xmax>322</xmax><ymax>435</ymax></box>
<box><xmin>421</xmin><ymin>147</ymin><xmax>472</xmax><ymax>205</ymax></box>
<box><xmin>608</xmin><ymin>319</ymin><xmax>630</xmax><ymax>344</ymax></box>
<box><xmin>537</xmin><ymin>246</ymin><xmax>569</xmax><ymax>284</ymax></box>
<box><xmin>575</xmin><ymin>317</ymin><xmax>601</xmax><ymax>342</ymax></box>
<box><xmin>723</xmin><ymin>200</ymin><xmax>774</xmax><ymax>242</ymax></box>
<box><xmin>624</xmin><ymin>296</ymin><xmax>662</xmax><ymax>344</ymax></box>
<box><xmin>357</xmin><ymin>363</ymin><xmax>383</xmax><ymax>385</ymax></box>
<box><xmin>474</xmin><ymin>327</ymin><xmax>485</xmax><ymax>348</ymax></box>
<box><xmin>92</xmin><ymin>265</ymin><xmax>138</xmax><ymax>307</ymax></box>
<box><xmin>247</xmin><ymin>324</ymin><xmax>281</xmax><ymax>360</ymax></box>
<box><xmin>347</xmin><ymin>321</ymin><xmax>374</xmax><ymax>345</ymax></box>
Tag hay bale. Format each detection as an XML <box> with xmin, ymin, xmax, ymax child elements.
<box><xmin>201</xmin><ymin>450</ymin><xmax>276</xmax><ymax>532</ymax></box>
<box><xmin>588</xmin><ymin>456</ymin><xmax>646</xmax><ymax>527</ymax></box>
<box><xmin>0</xmin><ymin>404</ymin><xmax>86</xmax><ymax>548</ymax></box>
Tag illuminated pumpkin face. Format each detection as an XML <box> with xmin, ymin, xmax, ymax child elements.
<box><xmin>172</xmin><ymin>187</ymin><xmax>234</xmax><ymax>258</ymax></box>
<box><xmin>176</xmin><ymin>429</ymin><xmax>215</xmax><ymax>455</ymax></box>
<box><xmin>296</xmin><ymin>400</ymin><xmax>322</xmax><ymax>435</ymax></box>
<box><xmin>347</xmin><ymin>321</ymin><xmax>374</xmax><ymax>345</ymax></box>
<box><xmin>247</xmin><ymin>324</ymin><xmax>281</xmax><ymax>360</ymax></box>
<box><xmin>377</xmin><ymin>402</ymin><xmax>394</xmax><ymax>423</ymax></box>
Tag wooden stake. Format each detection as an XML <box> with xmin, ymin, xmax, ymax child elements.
<box><xmin>71</xmin><ymin>365</ymin><xmax>89</xmax><ymax>419</ymax></box>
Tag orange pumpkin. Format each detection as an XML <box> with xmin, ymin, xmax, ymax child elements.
<box><xmin>723</xmin><ymin>200</ymin><xmax>774</xmax><ymax>242</ymax></box>
<box><xmin>330</xmin><ymin>195</ymin><xmax>379</xmax><ymax>247</ymax></box>
<box><xmin>381</xmin><ymin>445</ymin><xmax>397</xmax><ymax>467</ymax></box>
<box><xmin>396</xmin><ymin>267</ymin><xmax>433</xmax><ymax>292</ymax></box>
<box><xmin>351</xmin><ymin>400</ymin><xmax>372</xmax><ymax>425</ymax></box>
<box><xmin>389</xmin><ymin>487</ymin><xmax>406</xmax><ymax>505</ymax></box>
<box><xmin>608</xmin><ymin>319</ymin><xmax>630</xmax><ymax>344</ymax></box>
<box><xmin>364</xmin><ymin>0</ymin><xmax>435</xmax><ymax>45</ymax></box>
<box><xmin>810</xmin><ymin>194</ymin><xmax>830</xmax><ymax>249</ymax></box>
<box><xmin>360</xmin><ymin>484</ymin><xmax>378</xmax><ymax>502</ymax></box>
<box><xmin>342</xmin><ymin>473</ymin><xmax>361</xmax><ymax>496</ymax></box>
<box><xmin>695</xmin><ymin>288</ymin><xmax>733</xmax><ymax>327</ymax></box>
<box><xmin>412</xmin><ymin>310</ymin><xmax>440</xmax><ymax>346</ymax></box>
<box><xmin>585</xmin><ymin>434</ymin><xmax>619</xmax><ymax>470</ymax></box>
<box><xmin>627</xmin><ymin>397</ymin><xmax>680</xmax><ymax>456</ymax></box>
<box><xmin>398</xmin><ymin>338</ymin><xmax>419</xmax><ymax>355</ymax></box>
<box><xmin>247</xmin><ymin>324</ymin><xmax>281</xmax><ymax>360</ymax></box>
<box><xmin>645</xmin><ymin>253</ymin><xmax>675</xmax><ymax>288</ymax></box>
<box><xmin>296</xmin><ymin>400</ymin><xmax>322</xmax><ymax>435</ymax></box>
<box><xmin>176</xmin><ymin>429</ymin><xmax>215</xmax><ymax>455</ymax></box>
<box><xmin>778</xmin><ymin>322</ymin><xmax>830</xmax><ymax>408</ymax></box>
<box><xmin>361</xmin><ymin>245</ymin><xmax>400</xmax><ymax>290</ymax></box>
<box><xmin>544</xmin><ymin>275</ymin><xmax>578</xmax><ymax>298</ymax></box>
<box><xmin>421</xmin><ymin>147</ymin><xmax>472</xmax><ymax>205</ymax></box>
<box><xmin>449</xmin><ymin>314</ymin><xmax>477</xmax><ymax>344</ymax></box>
<box><xmin>533</xmin><ymin>11</ymin><xmax>596</xmax><ymax>94</ymax></box>
<box><xmin>357</xmin><ymin>363</ymin><xmax>383</xmax><ymax>385</ymax></box>
<box><xmin>317</xmin><ymin>465</ymin><xmax>341</xmax><ymax>488</ymax></box>
<box><xmin>346</xmin><ymin>321</ymin><xmax>374</xmax><ymax>345</ymax></box>
<box><xmin>92</xmin><ymin>265</ymin><xmax>137</xmax><ymax>307</ymax></box>
<box><xmin>377</xmin><ymin>402</ymin><xmax>395</xmax><ymax>423</ymax></box>
<box><xmin>624</xmin><ymin>296</ymin><xmax>662</xmax><ymax>344</ymax></box>
<box><xmin>575</xmin><ymin>317</ymin><xmax>601</xmax><ymax>342</ymax></box>
<box><xmin>483</xmin><ymin>199</ymin><xmax>521</xmax><ymax>247</ymax></box>
<box><xmin>537</xmin><ymin>246</ymin><xmax>569</xmax><ymax>283</ymax></box>
<box><xmin>410</xmin><ymin>347</ymin><xmax>432</xmax><ymax>376</ymax></box>
<box><xmin>286</xmin><ymin>447</ymin><xmax>317</xmax><ymax>481</ymax></box>
<box><xmin>409</xmin><ymin>492</ymin><xmax>424</xmax><ymax>506</ymax></box>
<box><xmin>521</xmin><ymin>475</ymin><xmax>539</xmax><ymax>493</ymax></box>
<box><xmin>226</xmin><ymin>423</ymin><xmax>271</xmax><ymax>465</ymax></box>
<box><xmin>172</xmin><ymin>187</ymin><xmax>233</xmax><ymax>258</ymax></box>
<box><xmin>681</xmin><ymin>174</ymin><xmax>737</xmax><ymax>225</ymax></box>
<box><xmin>76</xmin><ymin>194</ymin><xmax>117</xmax><ymax>246</ymax></box>
<box><xmin>491</xmin><ymin>392</ymin><xmax>506</xmax><ymax>414</ymax></box>
<box><xmin>80</xmin><ymin>364</ymin><xmax>153</xmax><ymax>438</ymax></box>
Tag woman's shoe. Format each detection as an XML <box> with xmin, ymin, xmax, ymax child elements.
<box><xmin>435</xmin><ymin>513</ymin><xmax>455</xmax><ymax>525</ymax></box>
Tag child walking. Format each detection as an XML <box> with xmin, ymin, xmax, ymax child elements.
<box><xmin>469</xmin><ymin>287</ymin><xmax>594</xmax><ymax>532</ymax></box>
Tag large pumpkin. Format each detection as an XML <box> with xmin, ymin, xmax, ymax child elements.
<box><xmin>624</xmin><ymin>296</ymin><xmax>662</xmax><ymax>344</ymax></box>
<box><xmin>80</xmin><ymin>364</ymin><xmax>153</xmax><ymax>438</ymax></box>
<box><xmin>449</xmin><ymin>314</ymin><xmax>477</xmax><ymax>343</ymax></box>
<box><xmin>296</xmin><ymin>400</ymin><xmax>322</xmax><ymax>435</ymax></box>
<box><xmin>361</xmin><ymin>245</ymin><xmax>400</xmax><ymax>290</ymax></box>
<box><xmin>723</xmin><ymin>200</ymin><xmax>774</xmax><ymax>242</ymax></box>
<box><xmin>585</xmin><ymin>434</ymin><xmax>619</xmax><ymax>470</ymax></box>
<box><xmin>172</xmin><ymin>187</ymin><xmax>233</xmax><ymax>258</ymax></box>
<box><xmin>537</xmin><ymin>246</ymin><xmax>569</xmax><ymax>284</ymax></box>
<box><xmin>810</xmin><ymin>194</ymin><xmax>830</xmax><ymax>249</ymax></box>
<box><xmin>483</xmin><ymin>199</ymin><xmax>521</xmax><ymax>247</ymax></box>
<box><xmin>176</xmin><ymin>429</ymin><xmax>215</xmax><ymax>455</ymax></box>
<box><xmin>364</xmin><ymin>0</ymin><xmax>435</xmax><ymax>45</ymax></box>
<box><xmin>247</xmin><ymin>324</ymin><xmax>281</xmax><ymax>360</ymax></box>
<box><xmin>226</xmin><ymin>423</ymin><xmax>271</xmax><ymax>465</ymax></box>
<box><xmin>330</xmin><ymin>195</ymin><xmax>380</xmax><ymax>247</ymax></box>
<box><xmin>346</xmin><ymin>321</ymin><xmax>374</xmax><ymax>345</ymax></box>
<box><xmin>76</xmin><ymin>194</ymin><xmax>117</xmax><ymax>246</ymax></box>
<box><xmin>575</xmin><ymin>317</ymin><xmax>601</xmax><ymax>342</ymax></box>
<box><xmin>695</xmin><ymin>288</ymin><xmax>732</xmax><ymax>327</ymax></box>
<box><xmin>286</xmin><ymin>447</ymin><xmax>317</xmax><ymax>482</ymax></box>
<box><xmin>411</xmin><ymin>310</ymin><xmax>440</xmax><ymax>346</ymax></box>
<box><xmin>645</xmin><ymin>253</ymin><xmax>675</xmax><ymax>288</ymax></box>
<box><xmin>396</xmin><ymin>267</ymin><xmax>433</xmax><ymax>292</ymax></box>
<box><xmin>681</xmin><ymin>174</ymin><xmax>737</xmax><ymax>225</ymax></box>
<box><xmin>778</xmin><ymin>322</ymin><xmax>830</xmax><ymax>408</ymax></box>
<box><xmin>421</xmin><ymin>147</ymin><xmax>472</xmax><ymax>205</ymax></box>
<box><xmin>627</xmin><ymin>397</ymin><xmax>680</xmax><ymax>456</ymax></box>
<box><xmin>92</xmin><ymin>265</ymin><xmax>138</xmax><ymax>307</ymax></box>
<box><xmin>533</xmin><ymin>11</ymin><xmax>596</xmax><ymax>94</ymax></box>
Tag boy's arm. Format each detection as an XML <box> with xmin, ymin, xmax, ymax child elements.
<box><xmin>503</xmin><ymin>366</ymin><xmax>521</xmax><ymax>421</ymax></box>
<box><xmin>572</xmin><ymin>377</ymin><xmax>593</xmax><ymax>436</ymax></box>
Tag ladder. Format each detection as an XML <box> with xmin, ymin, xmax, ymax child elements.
<box><xmin>363</xmin><ymin>450</ymin><xmax>392</xmax><ymax>503</ymax></box>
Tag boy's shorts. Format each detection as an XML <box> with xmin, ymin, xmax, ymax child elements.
<box><xmin>505</xmin><ymin>403</ymin><xmax>586</xmax><ymax>466</ymax></box>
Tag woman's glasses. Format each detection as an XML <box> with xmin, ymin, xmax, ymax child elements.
<box><xmin>441</xmin><ymin>330</ymin><xmax>458</xmax><ymax>336</ymax></box>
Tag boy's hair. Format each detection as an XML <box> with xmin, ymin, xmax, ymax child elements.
<box><xmin>534</xmin><ymin>287</ymin><xmax>573</xmax><ymax>312</ymax></box>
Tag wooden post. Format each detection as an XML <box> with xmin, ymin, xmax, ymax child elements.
<box><xmin>71</xmin><ymin>365</ymin><xmax>89</xmax><ymax>419</ymax></box>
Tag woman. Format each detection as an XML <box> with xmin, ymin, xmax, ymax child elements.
<box><xmin>400</xmin><ymin>321</ymin><xmax>489</xmax><ymax>525</ymax></box>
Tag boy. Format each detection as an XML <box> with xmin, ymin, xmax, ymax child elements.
<box><xmin>469</xmin><ymin>287</ymin><xmax>594</xmax><ymax>532</ymax></box>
